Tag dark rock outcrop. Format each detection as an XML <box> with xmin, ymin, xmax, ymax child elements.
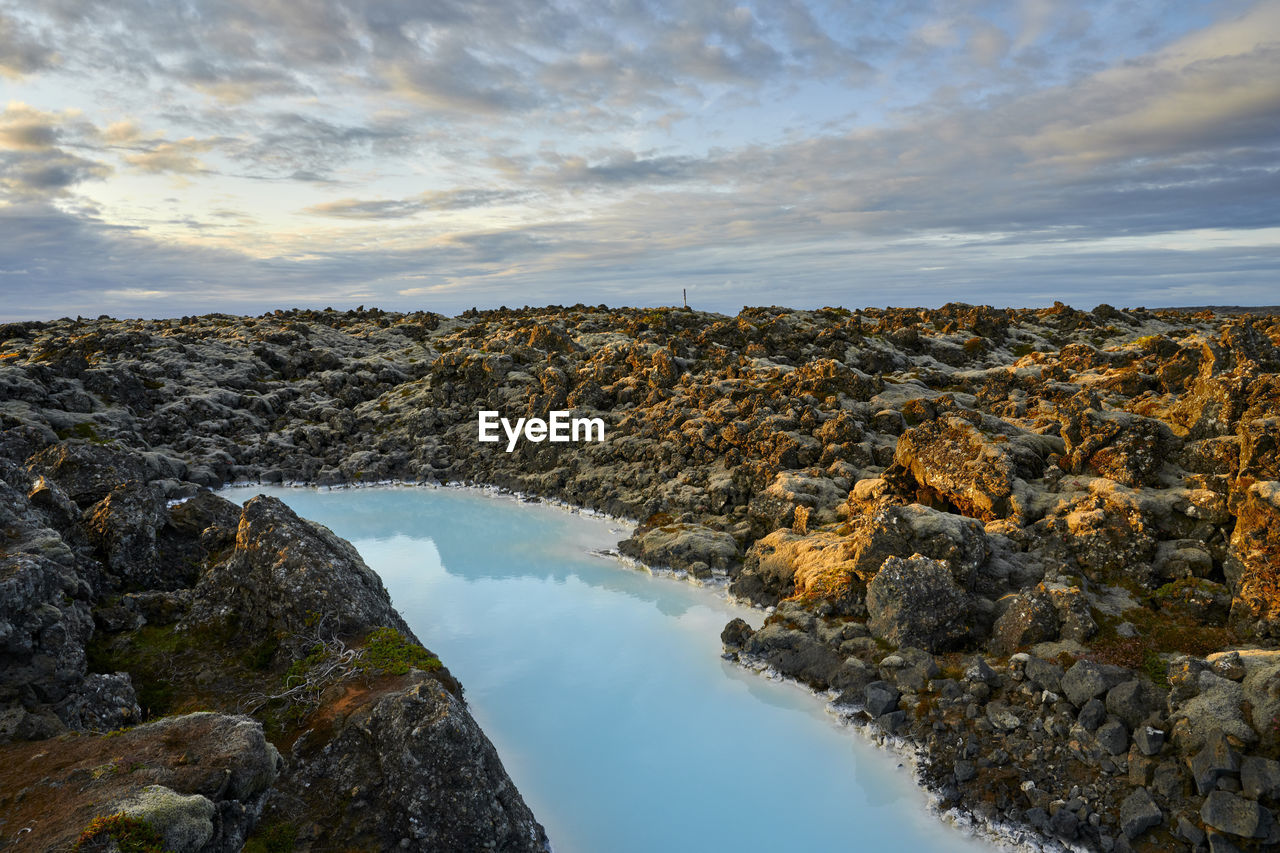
<box><xmin>865</xmin><ymin>554</ymin><xmax>971</xmax><ymax>652</ymax></box>
<box><xmin>284</xmin><ymin>673</ymin><xmax>548</xmax><ymax>853</ymax></box>
<box><xmin>185</xmin><ymin>495</ymin><xmax>413</xmax><ymax>657</ymax></box>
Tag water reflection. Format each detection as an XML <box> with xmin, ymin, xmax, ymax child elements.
<box><xmin>221</xmin><ymin>486</ymin><xmax>993</xmax><ymax>853</ymax></box>
<box><xmin>224</xmin><ymin>486</ymin><xmax>711</xmax><ymax>619</ymax></box>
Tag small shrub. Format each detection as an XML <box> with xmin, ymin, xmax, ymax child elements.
<box><xmin>74</xmin><ymin>813</ymin><xmax>165</xmax><ymax>853</ymax></box>
<box><xmin>283</xmin><ymin>642</ymin><xmax>331</xmax><ymax>685</ymax></box>
<box><xmin>362</xmin><ymin>628</ymin><xmax>441</xmax><ymax>676</ymax></box>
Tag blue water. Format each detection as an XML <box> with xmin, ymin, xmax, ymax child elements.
<box><xmin>223</xmin><ymin>485</ymin><xmax>991</xmax><ymax>853</ymax></box>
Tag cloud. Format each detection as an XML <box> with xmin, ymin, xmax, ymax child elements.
<box><xmin>232</xmin><ymin>112</ymin><xmax>417</xmax><ymax>179</ymax></box>
<box><xmin>103</xmin><ymin>120</ymin><xmax>143</xmax><ymax>144</ymax></box>
<box><xmin>0</xmin><ymin>150</ymin><xmax>110</xmax><ymax>198</ymax></box>
<box><xmin>122</xmin><ymin>137</ymin><xmax>216</xmax><ymax>174</ymax></box>
<box><xmin>304</xmin><ymin>188</ymin><xmax>531</xmax><ymax>219</ymax></box>
<box><xmin>1021</xmin><ymin>4</ymin><xmax>1280</xmax><ymax>164</ymax></box>
<box><xmin>0</xmin><ymin>11</ymin><xmax>57</xmax><ymax>78</ymax></box>
<box><xmin>0</xmin><ymin>103</ymin><xmax>109</xmax><ymax>200</ymax></box>
<box><xmin>304</xmin><ymin>197</ymin><xmax>427</xmax><ymax>220</ymax></box>
<box><xmin>176</xmin><ymin>58</ymin><xmax>308</xmax><ymax>104</ymax></box>
<box><xmin>0</xmin><ymin>101</ymin><xmax>61</xmax><ymax>149</ymax></box>
<box><xmin>0</xmin><ymin>1</ymin><xmax>1276</xmax><ymax>319</ymax></box>
<box><xmin>532</xmin><ymin>151</ymin><xmax>708</xmax><ymax>188</ymax></box>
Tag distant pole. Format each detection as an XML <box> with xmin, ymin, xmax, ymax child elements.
<box><xmin>683</xmin><ymin>288</ymin><xmax>687</xmax><ymax>308</ymax></box>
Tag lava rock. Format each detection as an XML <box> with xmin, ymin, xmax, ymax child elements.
<box><xmin>1133</xmin><ymin>725</ymin><xmax>1166</xmax><ymax>757</ymax></box>
<box><xmin>1061</xmin><ymin>660</ymin><xmax>1129</xmax><ymax>709</ymax></box>
<box><xmin>865</xmin><ymin>554</ymin><xmax>971</xmax><ymax>652</ymax></box>
<box><xmin>1201</xmin><ymin>790</ymin><xmax>1272</xmax><ymax>838</ymax></box>
<box><xmin>1120</xmin><ymin>787</ymin><xmax>1163</xmax><ymax>839</ymax></box>
<box><xmin>720</xmin><ymin>617</ymin><xmax>753</xmax><ymax>650</ymax></box>
<box><xmin>1095</xmin><ymin>718</ymin><xmax>1130</xmax><ymax>756</ymax></box>
<box><xmin>864</xmin><ymin>681</ymin><xmax>901</xmax><ymax>717</ymax></box>
<box><xmin>1242</xmin><ymin>755</ymin><xmax>1280</xmax><ymax>802</ymax></box>
<box><xmin>1192</xmin><ymin>730</ymin><xmax>1242</xmax><ymax>796</ymax></box>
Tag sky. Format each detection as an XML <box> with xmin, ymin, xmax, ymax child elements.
<box><xmin>0</xmin><ymin>0</ymin><xmax>1278</xmax><ymax>320</ymax></box>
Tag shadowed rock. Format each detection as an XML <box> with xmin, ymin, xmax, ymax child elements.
<box><xmin>184</xmin><ymin>495</ymin><xmax>414</xmax><ymax>656</ymax></box>
<box><xmin>866</xmin><ymin>554</ymin><xmax>971</xmax><ymax>652</ymax></box>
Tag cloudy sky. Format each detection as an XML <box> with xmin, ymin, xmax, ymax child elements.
<box><xmin>1</xmin><ymin>0</ymin><xmax>1278</xmax><ymax>319</ymax></box>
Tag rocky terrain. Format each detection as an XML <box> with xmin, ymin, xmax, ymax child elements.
<box><xmin>1</xmin><ymin>301</ymin><xmax>1278</xmax><ymax>851</ymax></box>
<box><xmin>0</xmin><ymin>435</ymin><xmax>546</xmax><ymax>848</ymax></box>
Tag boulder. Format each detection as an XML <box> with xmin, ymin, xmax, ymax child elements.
<box><xmin>1201</xmin><ymin>791</ymin><xmax>1272</xmax><ymax>839</ymax></box>
<box><xmin>619</xmin><ymin>521</ymin><xmax>740</xmax><ymax>573</ymax></box>
<box><xmin>864</xmin><ymin>681</ymin><xmax>901</xmax><ymax>717</ymax></box>
<box><xmin>1172</xmin><ymin>672</ymin><xmax>1258</xmax><ymax>752</ymax></box>
<box><xmin>742</xmin><ymin>622</ymin><xmax>846</xmax><ymax>688</ymax></box>
<box><xmin>288</xmin><ymin>673</ymin><xmax>549</xmax><ymax>852</ymax></box>
<box><xmin>889</xmin><ymin>415</ymin><xmax>1030</xmax><ymax>522</ymax></box>
<box><xmin>866</xmin><ymin>554</ymin><xmax>971</xmax><ymax>652</ymax></box>
<box><xmin>184</xmin><ymin>496</ymin><xmax>414</xmax><ymax>657</ymax></box>
<box><xmin>167</xmin><ymin>490</ymin><xmax>241</xmax><ymax>548</ymax></box>
<box><xmin>731</xmin><ymin>500</ymin><xmax>988</xmax><ymax>606</ymax></box>
<box><xmin>1106</xmin><ymin>679</ymin><xmax>1166</xmax><ymax>729</ymax></box>
<box><xmin>1096</xmin><ymin>718</ymin><xmax>1129</xmax><ymax>755</ymax></box>
<box><xmin>1241</xmin><ymin>655</ymin><xmax>1280</xmax><ymax>749</ymax></box>
<box><xmin>720</xmin><ymin>618</ymin><xmax>753</xmax><ymax>650</ymax></box>
<box><xmin>1242</xmin><ymin>756</ymin><xmax>1280</xmax><ymax>802</ymax></box>
<box><xmin>989</xmin><ymin>590</ymin><xmax>1059</xmax><ymax>656</ymax></box>
<box><xmin>1191</xmin><ymin>730</ymin><xmax>1242</xmax><ymax>796</ymax></box>
<box><xmin>1134</xmin><ymin>726</ymin><xmax>1166</xmax><ymax>756</ymax></box>
<box><xmin>1023</xmin><ymin>656</ymin><xmax>1065</xmax><ymax>693</ymax></box>
<box><xmin>80</xmin><ymin>481</ymin><xmax>169</xmax><ymax>589</ymax></box>
<box><xmin>0</xmin><ymin>476</ymin><xmax>120</xmax><ymax>740</ymax></box>
<box><xmin>25</xmin><ymin>440</ymin><xmax>149</xmax><ymax>508</ymax></box>
<box><xmin>1061</xmin><ymin>660</ymin><xmax>1129</xmax><ymax>709</ymax></box>
<box><xmin>1078</xmin><ymin>698</ymin><xmax>1106</xmax><ymax>732</ymax></box>
<box><xmin>731</xmin><ymin>528</ymin><xmax>867</xmax><ymax>606</ymax></box>
<box><xmin>116</xmin><ymin>785</ymin><xmax>217</xmax><ymax>852</ymax></box>
<box><xmin>1120</xmin><ymin>786</ymin><xmax>1163</xmax><ymax>839</ymax></box>
<box><xmin>748</xmin><ymin>470</ymin><xmax>849</xmax><ymax>531</ymax></box>
<box><xmin>2</xmin><ymin>711</ymin><xmax>280</xmax><ymax>852</ymax></box>
<box><xmin>1035</xmin><ymin>483</ymin><xmax>1160</xmax><ymax>586</ymax></box>
<box><xmin>1047</xmin><ymin>586</ymin><xmax>1098</xmax><ymax>642</ymax></box>
<box><xmin>1060</xmin><ymin>405</ymin><xmax>1175</xmax><ymax>487</ymax></box>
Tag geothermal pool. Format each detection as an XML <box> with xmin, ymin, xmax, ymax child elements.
<box><xmin>223</xmin><ymin>485</ymin><xmax>991</xmax><ymax>853</ymax></box>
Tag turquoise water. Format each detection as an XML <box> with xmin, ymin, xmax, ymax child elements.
<box><xmin>223</xmin><ymin>486</ymin><xmax>990</xmax><ymax>853</ymax></box>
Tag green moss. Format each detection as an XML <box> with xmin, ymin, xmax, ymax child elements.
<box><xmin>1142</xmin><ymin>651</ymin><xmax>1169</xmax><ymax>684</ymax></box>
<box><xmin>1134</xmin><ymin>334</ymin><xmax>1163</xmax><ymax>350</ymax></box>
<box><xmin>244</xmin><ymin>636</ymin><xmax>279</xmax><ymax>671</ymax></box>
<box><xmin>243</xmin><ymin>821</ymin><xmax>298</xmax><ymax>853</ymax></box>
<box><xmin>56</xmin><ymin>422</ymin><xmax>101</xmax><ymax>441</ymax></box>
<box><xmin>1010</xmin><ymin>343</ymin><xmax>1035</xmax><ymax>357</ymax></box>
<box><xmin>1087</xmin><ymin>603</ymin><xmax>1235</xmax><ymax>683</ymax></box>
<box><xmin>362</xmin><ymin>627</ymin><xmax>441</xmax><ymax>676</ymax></box>
<box><xmin>74</xmin><ymin>813</ymin><xmax>166</xmax><ymax>853</ymax></box>
<box><xmin>1153</xmin><ymin>577</ymin><xmax>1217</xmax><ymax>600</ymax></box>
<box><xmin>86</xmin><ymin>621</ymin><xmax>236</xmax><ymax>717</ymax></box>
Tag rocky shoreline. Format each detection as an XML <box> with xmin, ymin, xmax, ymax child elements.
<box><xmin>2</xmin><ymin>303</ymin><xmax>1279</xmax><ymax>851</ymax></box>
